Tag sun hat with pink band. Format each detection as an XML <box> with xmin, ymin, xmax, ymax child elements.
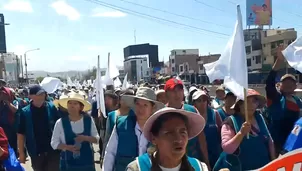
<box><xmin>143</xmin><ymin>107</ymin><xmax>206</xmax><ymax>141</ymax></box>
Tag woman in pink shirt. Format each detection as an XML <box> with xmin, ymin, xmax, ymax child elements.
<box><xmin>214</xmin><ymin>89</ymin><xmax>276</xmax><ymax>171</ymax></box>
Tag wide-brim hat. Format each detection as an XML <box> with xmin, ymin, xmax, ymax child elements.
<box><xmin>231</xmin><ymin>89</ymin><xmax>266</xmax><ymax>109</ymax></box>
<box><xmin>121</xmin><ymin>87</ymin><xmax>165</xmax><ymax>112</ymax></box>
<box><xmin>53</xmin><ymin>94</ymin><xmax>69</xmax><ymax>107</ymax></box>
<box><xmin>58</xmin><ymin>92</ymin><xmax>92</xmax><ymax>112</ymax></box>
<box><xmin>143</xmin><ymin>107</ymin><xmax>206</xmax><ymax>141</ymax></box>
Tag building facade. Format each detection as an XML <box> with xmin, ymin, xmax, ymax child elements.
<box><xmin>0</xmin><ymin>53</ymin><xmax>20</xmax><ymax>83</ymax></box>
<box><xmin>124</xmin><ymin>43</ymin><xmax>159</xmax><ymax>67</ymax></box>
<box><xmin>169</xmin><ymin>49</ymin><xmax>199</xmax><ymax>76</ymax></box>
<box><xmin>243</xmin><ymin>28</ymin><xmax>297</xmax><ymax>83</ymax></box>
<box><xmin>124</xmin><ymin>56</ymin><xmax>149</xmax><ymax>82</ymax></box>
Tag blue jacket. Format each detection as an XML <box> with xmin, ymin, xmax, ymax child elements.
<box><xmin>184</xmin><ymin>104</ymin><xmax>203</xmax><ymax>160</ymax></box>
<box><xmin>114</xmin><ymin>114</ymin><xmax>138</xmax><ymax>171</ymax></box>
<box><xmin>60</xmin><ymin>115</ymin><xmax>95</xmax><ymax>171</ymax></box>
<box><xmin>22</xmin><ymin>102</ymin><xmax>57</xmax><ymax>157</ymax></box>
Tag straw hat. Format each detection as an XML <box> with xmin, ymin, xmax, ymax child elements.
<box><xmin>231</xmin><ymin>89</ymin><xmax>266</xmax><ymax>109</ymax></box>
<box><xmin>78</xmin><ymin>90</ymin><xmax>88</xmax><ymax>99</ymax></box>
<box><xmin>143</xmin><ymin>107</ymin><xmax>206</xmax><ymax>141</ymax></box>
<box><xmin>121</xmin><ymin>87</ymin><xmax>165</xmax><ymax>112</ymax></box>
<box><xmin>53</xmin><ymin>94</ymin><xmax>68</xmax><ymax>107</ymax></box>
<box><xmin>58</xmin><ymin>92</ymin><xmax>92</xmax><ymax>112</ymax></box>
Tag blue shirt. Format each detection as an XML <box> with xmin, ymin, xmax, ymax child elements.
<box><xmin>284</xmin><ymin>118</ymin><xmax>302</xmax><ymax>152</ymax></box>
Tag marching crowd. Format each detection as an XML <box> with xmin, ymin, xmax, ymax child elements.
<box><xmin>0</xmin><ymin>49</ymin><xmax>300</xmax><ymax>171</ymax></box>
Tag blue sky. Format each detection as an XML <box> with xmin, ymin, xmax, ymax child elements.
<box><xmin>1</xmin><ymin>0</ymin><xmax>301</xmax><ymax>72</ymax></box>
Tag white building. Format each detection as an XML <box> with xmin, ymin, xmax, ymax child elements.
<box><xmin>1</xmin><ymin>53</ymin><xmax>19</xmax><ymax>83</ymax></box>
<box><xmin>124</xmin><ymin>55</ymin><xmax>150</xmax><ymax>82</ymax></box>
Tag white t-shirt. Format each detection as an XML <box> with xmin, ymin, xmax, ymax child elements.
<box><xmin>51</xmin><ymin>116</ymin><xmax>100</xmax><ymax>149</ymax></box>
<box><xmin>159</xmin><ymin>163</ymin><xmax>181</xmax><ymax>171</ymax></box>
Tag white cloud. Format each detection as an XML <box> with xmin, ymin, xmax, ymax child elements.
<box><xmin>91</xmin><ymin>8</ymin><xmax>126</xmax><ymax>18</ymax></box>
<box><xmin>50</xmin><ymin>1</ymin><xmax>80</xmax><ymax>20</ymax></box>
<box><xmin>3</xmin><ymin>0</ymin><xmax>33</xmax><ymax>13</ymax></box>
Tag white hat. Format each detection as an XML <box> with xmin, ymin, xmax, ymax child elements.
<box><xmin>189</xmin><ymin>86</ymin><xmax>198</xmax><ymax>94</ymax></box>
<box><xmin>155</xmin><ymin>89</ymin><xmax>165</xmax><ymax>95</ymax></box>
<box><xmin>122</xmin><ymin>87</ymin><xmax>165</xmax><ymax>112</ymax></box>
<box><xmin>58</xmin><ymin>92</ymin><xmax>91</xmax><ymax>112</ymax></box>
<box><xmin>143</xmin><ymin>107</ymin><xmax>205</xmax><ymax>141</ymax></box>
<box><xmin>192</xmin><ymin>90</ymin><xmax>208</xmax><ymax>100</ymax></box>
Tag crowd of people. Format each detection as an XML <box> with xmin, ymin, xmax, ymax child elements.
<box><xmin>0</xmin><ymin>49</ymin><xmax>300</xmax><ymax>171</ymax></box>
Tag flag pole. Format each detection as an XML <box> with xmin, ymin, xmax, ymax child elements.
<box><xmin>244</xmin><ymin>88</ymin><xmax>249</xmax><ymax>139</ymax></box>
<box><xmin>97</xmin><ymin>55</ymin><xmax>101</xmax><ymax>117</ymax></box>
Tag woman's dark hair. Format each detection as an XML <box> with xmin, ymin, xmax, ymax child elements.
<box><xmin>188</xmin><ymin>89</ymin><xmax>198</xmax><ymax>105</ymax></box>
<box><xmin>234</xmin><ymin>100</ymin><xmax>243</xmax><ymax>113</ymax></box>
<box><xmin>150</xmin><ymin>112</ymin><xmax>189</xmax><ymax>137</ymax></box>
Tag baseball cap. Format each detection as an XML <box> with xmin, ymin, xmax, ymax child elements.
<box><xmin>192</xmin><ymin>90</ymin><xmax>208</xmax><ymax>100</ymax></box>
<box><xmin>164</xmin><ymin>78</ymin><xmax>183</xmax><ymax>91</ymax></box>
<box><xmin>29</xmin><ymin>85</ymin><xmax>46</xmax><ymax>95</ymax></box>
<box><xmin>281</xmin><ymin>74</ymin><xmax>296</xmax><ymax>82</ymax></box>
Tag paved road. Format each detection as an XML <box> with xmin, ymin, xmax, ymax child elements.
<box><xmin>21</xmin><ymin>145</ymin><xmax>102</xmax><ymax>171</ymax></box>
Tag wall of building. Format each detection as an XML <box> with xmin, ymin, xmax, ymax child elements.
<box><xmin>124</xmin><ymin>57</ymin><xmax>149</xmax><ymax>82</ymax></box>
<box><xmin>123</xmin><ymin>43</ymin><xmax>159</xmax><ymax>67</ymax></box>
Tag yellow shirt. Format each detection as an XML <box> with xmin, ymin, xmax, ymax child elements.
<box><xmin>257</xmin><ymin>10</ymin><xmax>271</xmax><ymax>25</ymax></box>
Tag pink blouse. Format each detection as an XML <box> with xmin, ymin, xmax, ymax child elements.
<box><xmin>221</xmin><ymin>122</ymin><xmax>274</xmax><ymax>154</ymax></box>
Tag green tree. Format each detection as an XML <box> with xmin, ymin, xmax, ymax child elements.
<box><xmin>36</xmin><ymin>76</ymin><xmax>44</xmax><ymax>83</ymax></box>
<box><xmin>83</xmin><ymin>67</ymin><xmax>97</xmax><ymax>81</ymax></box>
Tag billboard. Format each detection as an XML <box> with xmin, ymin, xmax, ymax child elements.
<box><xmin>246</xmin><ymin>0</ymin><xmax>272</xmax><ymax>26</ymax></box>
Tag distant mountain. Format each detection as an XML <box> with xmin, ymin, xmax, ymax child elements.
<box><xmin>28</xmin><ymin>66</ymin><xmax>124</xmax><ymax>79</ymax></box>
<box><xmin>27</xmin><ymin>70</ymin><xmax>88</xmax><ymax>79</ymax></box>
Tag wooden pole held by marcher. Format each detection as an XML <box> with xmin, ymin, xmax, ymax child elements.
<box><xmin>244</xmin><ymin>88</ymin><xmax>249</xmax><ymax>139</ymax></box>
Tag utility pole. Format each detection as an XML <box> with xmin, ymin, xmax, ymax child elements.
<box><xmin>24</xmin><ymin>48</ymin><xmax>40</xmax><ymax>84</ymax></box>
<box><xmin>24</xmin><ymin>53</ymin><xmax>28</xmax><ymax>84</ymax></box>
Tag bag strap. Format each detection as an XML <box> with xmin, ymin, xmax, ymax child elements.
<box><xmin>230</xmin><ymin>116</ymin><xmax>240</xmax><ymax>133</ymax></box>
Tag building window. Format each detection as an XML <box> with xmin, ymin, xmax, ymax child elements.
<box><xmin>271</xmin><ymin>43</ymin><xmax>276</xmax><ymax>49</ymax></box>
<box><xmin>255</xmin><ymin>55</ymin><xmax>261</xmax><ymax>64</ymax></box>
<box><xmin>182</xmin><ymin>50</ymin><xmax>186</xmax><ymax>53</ymax></box>
<box><xmin>185</xmin><ymin>65</ymin><xmax>188</xmax><ymax>72</ymax></box>
<box><xmin>141</xmin><ymin>60</ymin><xmax>142</xmax><ymax>63</ymax></box>
<box><xmin>172</xmin><ymin>67</ymin><xmax>175</xmax><ymax>72</ymax></box>
<box><xmin>263</xmin><ymin>44</ymin><xmax>266</xmax><ymax>47</ymax></box>
<box><xmin>171</xmin><ymin>59</ymin><xmax>175</xmax><ymax>63</ymax></box>
<box><xmin>180</xmin><ymin>66</ymin><xmax>183</xmax><ymax>72</ymax></box>
<box><xmin>146</xmin><ymin>71</ymin><xmax>149</xmax><ymax>76</ymax></box>
<box><xmin>247</xmin><ymin>59</ymin><xmax>251</xmax><ymax>66</ymax></box>
<box><xmin>246</xmin><ymin>46</ymin><xmax>251</xmax><ymax>54</ymax></box>
<box><xmin>199</xmin><ymin>64</ymin><xmax>203</xmax><ymax>70</ymax></box>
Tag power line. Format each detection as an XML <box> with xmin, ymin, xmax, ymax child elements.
<box><xmin>84</xmin><ymin>0</ymin><xmax>230</xmax><ymax>37</ymax></box>
<box><xmin>119</xmin><ymin>0</ymin><xmax>231</xmax><ymax>29</ymax></box>
<box><xmin>194</xmin><ymin>0</ymin><xmax>235</xmax><ymax>16</ymax></box>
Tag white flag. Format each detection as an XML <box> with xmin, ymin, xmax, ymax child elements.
<box><xmin>114</xmin><ymin>77</ymin><xmax>122</xmax><ymax>88</ymax></box>
<box><xmin>204</xmin><ymin>5</ymin><xmax>248</xmax><ymax>99</ymax></box>
<box><xmin>282</xmin><ymin>36</ymin><xmax>302</xmax><ymax>72</ymax></box>
<box><xmin>96</xmin><ymin>56</ymin><xmax>106</xmax><ymax>118</ymax></box>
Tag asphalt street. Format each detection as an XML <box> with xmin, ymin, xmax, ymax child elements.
<box><xmin>21</xmin><ymin>145</ymin><xmax>102</xmax><ymax>171</ymax></box>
